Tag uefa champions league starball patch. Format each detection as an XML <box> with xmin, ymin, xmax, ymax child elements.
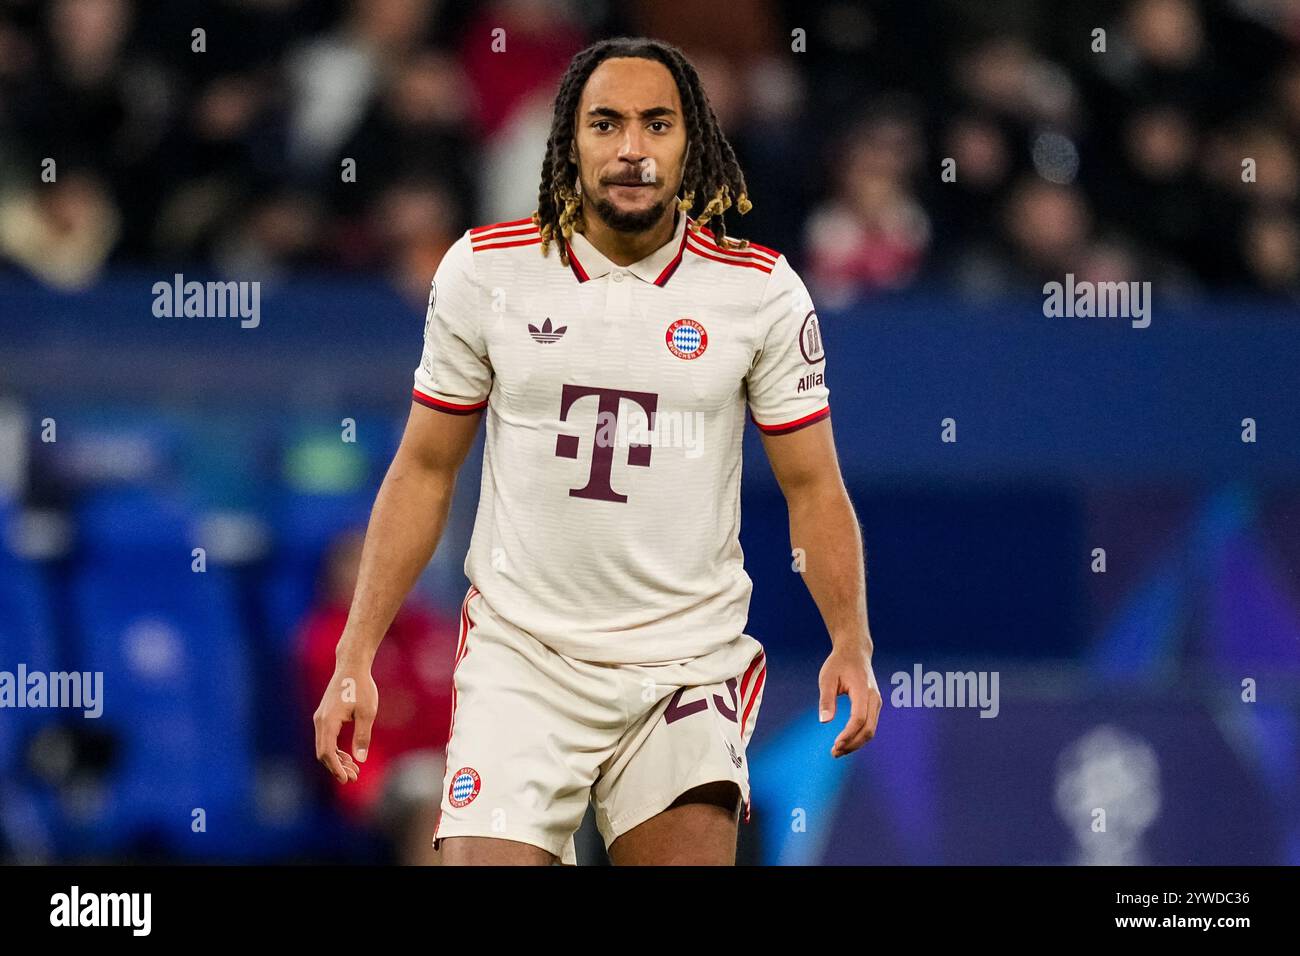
<box><xmin>449</xmin><ymin>767</ymin><xmax>481</xmax><ymax>807</ymax></box>
<box><xmin>665</xmin><ymin>318</ymin><xmax>708</xmax><ymax>360</ymax></box>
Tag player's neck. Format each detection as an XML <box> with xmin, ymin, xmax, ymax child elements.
<box><xmin>580</xmin><ymin>207</ymin><xmax>678</xmax><ymax>267</ymax></box>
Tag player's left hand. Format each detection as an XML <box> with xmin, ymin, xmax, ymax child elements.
<box><xmin>818</xmin><ymin>641</ymin><xmax>882</xmax><ymax>758</ymax></box>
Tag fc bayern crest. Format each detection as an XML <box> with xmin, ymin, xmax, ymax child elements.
<box><xmin>448</xmin><ymin>766</ymin><xmax>481</xmax><ymax>807</ymax></box>
<box><xmin>665</xmin><ymin>318</ymin><xmax>708</xmax><ymax>360</ymax></box>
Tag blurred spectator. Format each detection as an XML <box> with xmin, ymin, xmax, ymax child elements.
<box><xmin>1003</xmin><ymin>177</ymin><xmax>1092</xmax><ymax>281</ymax></box>
<box><xmin>283</xmin><ymin>0</ymin><xmax>441</xmax><ymax>180</ymax></box>
<box><xmin>211</xmin><ymin>191</ymin><xmax>326</xmax><ymax>279</ymax></box>
<box><xmin>0</xmin><ymin>172</ymin><xmax>120</xmax><ymax>288</ymax></box>
<box><xmin>463</xmin><ymin>0</ymin><xmax>588</xmax><ymax>220</ymax></box>
<box><xmin>296</xmin><ymin>528</ymin><xmax>458</xmax><ymax>866</ymax></box>
<box><xmin>804</xmin><ymin>103</ymin><xmax>931</xmax><ymax>308</ymax></box>
<box><xmin>1242</xmin><ymin>205</ymin><xmax>1300</xmax><ymax>296</ymax></box>
<box><xmin>458</xmin><ymin>0</ymin><xmax>586</xmax><ymax>141</ymax></box>
<box><xmin>371</xmin><ymin>178</ymin><xmax>460</xmax><ymax>303</ymax></box>
<box><xmin>328</xmin><ymin>50</ymin><xmax>476</xmax><ymax>219</ymax></box>
<box><xmin>928</xmin><ymin>112</ymin><xmax>1016</xmax><ymax>282</ymax></box>
<box><xmin>1277</xmin><ymin>58</ymin><xmax>1300</xmax><ymax>140</ymax></box>
<box><xmin>957</xmin><ymin>35</ymin><xmax>1079</xmax><ymax>127</ymax></box>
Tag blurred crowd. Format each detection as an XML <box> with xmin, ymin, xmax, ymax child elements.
<box><xmin>0</xmin><ymin>0</ymin><xmax>1297</xmax><ymax>308</ymax></box>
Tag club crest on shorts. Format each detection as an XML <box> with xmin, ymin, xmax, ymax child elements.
<box><xmin>665</xmin><ymin>318</ymin><xmax>708</xmax><ymax>360</ymax></box>
<box><xmin>449</xmin><ymin>766</ymin><xmax>481</xmax><ymax>807</ymax></box>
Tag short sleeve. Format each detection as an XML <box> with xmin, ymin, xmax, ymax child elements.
<box><xmin>412</xmin><ymin>232</ymin><xmax>491</xmax><ymax>413</ymax></box>
<box><xmin>745</xmin><ymin>255</ymin><xmax>830</xmax><ymax>434</ymax></box>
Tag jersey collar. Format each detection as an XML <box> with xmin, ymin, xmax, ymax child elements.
<box><xmin>564</xmin><ymin>209</ymin><xmax>690</xmax><ymax>288</ymax></box>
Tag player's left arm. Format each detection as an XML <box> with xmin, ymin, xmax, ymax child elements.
<box><xmin>759</xmin><ymin>418</ymin><xmax>882</xmax><ymax>758</ymax></box>
<box><xmin>747</xmin><ymin>253</ymin><xmax>882</xmax><ymax>758</ymax></box>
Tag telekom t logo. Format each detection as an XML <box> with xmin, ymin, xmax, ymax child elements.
<box><xmin>554</xmin><ymin>384</ymin><xmax>659</xmax><ymax>502</ymax></box>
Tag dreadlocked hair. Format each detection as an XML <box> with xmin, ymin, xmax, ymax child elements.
<box><xmin>533</xmin><ymin>36</ymin><xmax>755</xmax><ymax>268</ymax></box>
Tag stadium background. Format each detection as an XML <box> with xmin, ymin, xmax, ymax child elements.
<box><xmin>1</xmin><ymin>0</ymin><xmax>1298</xmax><ymax>864</ymax></box>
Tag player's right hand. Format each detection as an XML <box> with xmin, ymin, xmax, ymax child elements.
<box><xmin>313</xmin><ymin>662</ymin><xmax>379</xmax><ymax>784</ymax></box>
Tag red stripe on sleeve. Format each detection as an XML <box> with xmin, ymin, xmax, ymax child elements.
<box><xmin>412</xmin><ymin>388</ymin><xmax>488</xmax><ymax>414</ymax></box>
<box><xmin>751</xmin><ymin>405</ymin><xmax>830</xmax><ymax>434</ymax></box>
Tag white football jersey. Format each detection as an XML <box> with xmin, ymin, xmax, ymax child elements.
<box><xmin>413</xmin><ymin>209</ymin><xmax>830</xmax><ymax>664</ymax></box>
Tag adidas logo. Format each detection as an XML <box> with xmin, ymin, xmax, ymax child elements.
<box><xmin>528</xmin><ymin>317</ymin><xmax>567</xmax><ymax>343</ymax></box>
<box><xmin>725</xmin><ymin>740</ymin><xmax>742</xmax><ymax>768</ymax></box>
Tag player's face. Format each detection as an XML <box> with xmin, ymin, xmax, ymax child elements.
<box><xmin>572</xmin><ymin>57</ymin><xmax>687</xmax><ymax>233</ymax></box>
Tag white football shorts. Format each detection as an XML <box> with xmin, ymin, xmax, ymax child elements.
<box><xmin>432</xmin><ymin>584</ymin><xmax>768</xmax><ymax>864</ymax></box>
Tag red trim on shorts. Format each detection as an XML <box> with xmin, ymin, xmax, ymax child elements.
<box><xmin>436</xmin><ymin>585</ymin><xmax>478</xmax><ymax>850</ymax></box>
<box><xmin>740</xmin><ymin>665</ymin><xmax>766</xmax><ymax>740</ymax></box>
<box><xmin>738</xmin><ymin>648</ymin><xmax>766</xmax><ymax>827</ymax></box>
<box><xmin>740</xmin><ymin>650</ymin><xmax>765</xmax><ymax>699</ymax></box>
<box><xmin>446</xmin><ymin>585</ymin><xmax>478</xmax><ymax>746</ymax></box>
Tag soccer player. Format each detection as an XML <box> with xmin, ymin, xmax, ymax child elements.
<box><xmin>313</xmin><ymin>37</ymin><xmax>882</xmax><ymax>866</ymax></box>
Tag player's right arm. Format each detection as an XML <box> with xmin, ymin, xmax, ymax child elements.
<box><xmin>314</xmin><ymin>232</ymin><xmax>490</xmax><ymax>784</ymax></box>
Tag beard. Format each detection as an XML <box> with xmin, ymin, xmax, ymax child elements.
<box><xmin>590</xmin><ymin>187</ymin><xmax>670</xmax><ymax>233</ymax></box>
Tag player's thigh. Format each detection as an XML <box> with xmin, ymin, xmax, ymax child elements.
<box><xmin>434</xmin><ymin>592</ymin><xmax>624</xmax><ymax>864</ymax></box>
<box><xmin>607</xmin><ymin>780</ymin><xmax>741</xmax><ymax>866</ymax></box>
<box><xmin>594</xmin><ymin>671</ymin><xmax>757</xmax><ymax>864</ymax></box>
<box><xmin>438</xmin><ymin>834</ymin><xmax>557</xmax><ymax>866</ymax></box>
